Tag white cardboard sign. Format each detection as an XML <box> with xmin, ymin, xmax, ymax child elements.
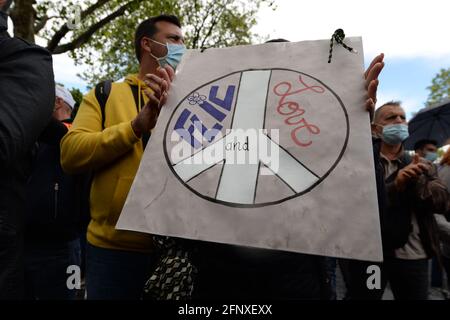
<box><xmin>116</xmin><ymin>38</ymin><xmax>383</xmax><ymax>262</ymax></box>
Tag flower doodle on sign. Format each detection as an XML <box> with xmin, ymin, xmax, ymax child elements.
<box><xmin>187</xmin><ymin>92</ymin><xmax>207</xmax><ymax>105</ymax></box>
<box><xmin>273</xmin><ymin>75</ymin><xmax>325</xmax><ymax>147</ymax></box>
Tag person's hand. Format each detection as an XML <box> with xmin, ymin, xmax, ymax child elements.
<box><xmin>395</xmin><ymin>154</ymin><xmax>430</xmax><ymax>191</ymax></box>
<box><xmin>364</xmin><ymin>53</ymin><xmax>384</xmax><ymax>121</ymax></box>
<box><xmin>152</xmin><ymin>64</ymin><xmax>175</xmax><ymax>104</ymax></box>
<box><xmin>131</xmin><ymin>65</ymin><xmax>175</xmax><ymax>137</ymax></box>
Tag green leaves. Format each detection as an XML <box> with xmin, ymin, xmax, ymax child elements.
<box><xmin>26</xmin><ymin>0</ymin><xmax>273</xmax><ymax>87</ymax></box>
<box><xmin>426</xmin><ymin>68</ymin><xmax>450</xmax><ymax>107</ymax></box>
<box><xmin>69</xmin><ymin>87</ymin><xmax>84</xmax><ymax>107</ymax></box>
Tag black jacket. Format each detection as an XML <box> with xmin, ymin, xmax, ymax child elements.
<box><xmin>0</xmin><ymin>12</ymin><xmax>54</xmax><ymax>298</ymax></box>
<box><xmin>373</xmin><ymin>138</ymin><xmax>448</xmax><ymax>258</ymax></box>
<box><xmin>372</xmin><ymin>138</ymin><xmax>411</xmax><ymax>255</ymax></box>
<box><xmin>26</xmin><ymin>120</ymin><xmax>87</xmax><ymax>244</ymax></box>
<box><xmin>373</xmin><ymin>138</ymin><xmax>418</xmax><ymax>256</ymax></box>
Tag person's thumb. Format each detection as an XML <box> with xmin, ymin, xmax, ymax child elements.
<box><xmin>413</xmin><ymin>153</ymin><xmax>420</xmax><ymax>164</ymax></box>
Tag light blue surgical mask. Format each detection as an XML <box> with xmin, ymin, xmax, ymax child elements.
<box><xmin>381</xmin><ymin>123</ymin><xmax>409</xmax><ymax>145</ymax></box>
<box><xmin>424</xmin><ymin>152</ymin><xmax>438</xmax><ymax>162</ymax></box>
<box><xmin>150</xmin><ymin>39</ymin><xmax>186</xmax><ymax>70</ymax></box>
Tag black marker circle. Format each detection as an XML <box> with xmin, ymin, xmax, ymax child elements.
<box><xmin>163</xmin><ymin>68</ymin><xmax>349</xmax><ymax>208</ymax></box>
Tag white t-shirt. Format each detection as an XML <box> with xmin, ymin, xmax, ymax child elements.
<box><xmin>394</xmin><ymin>213</ymin><xmax>427</xmax><ymax>259</ymax></box>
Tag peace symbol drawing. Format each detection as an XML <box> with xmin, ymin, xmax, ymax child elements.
<box><xmin>163</xmin><ymin>68</ymin><xmax>349</xmax><ymax>208</ymax></box>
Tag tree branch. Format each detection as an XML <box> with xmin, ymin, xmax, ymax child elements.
<box><xmin>199</xmin><ymin>1</ymin><xmax>230</xmax><ymax>50</ymax></box>
<box><xmin>34</xmin><ymin>15</ymin><xmax>57</xmax><ymax>33</ymax></box>
<box><xmin>46</xmin><ymin>0</ymin><xmax>112</xmax><ymax>52</ymax></box>
<box><xmin>51</xmin><ymin>0</ymin><xmax>140</xmax><ymax>54</ymax></box>
<box><xmin>191</xmin><ymin>0</ymin><xmax>214</xmax><ymax>49</ymax></box>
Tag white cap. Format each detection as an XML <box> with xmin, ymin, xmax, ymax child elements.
<box><xmin>55</xmin><ymin>85</ymin><xmax>76</xmax><ymax>109</ymax></box>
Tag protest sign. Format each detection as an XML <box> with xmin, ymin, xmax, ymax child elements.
<box><xmin>117</xmin><ymin>38</ymin><xmax>382</xmax><ymax>261</ymax></box>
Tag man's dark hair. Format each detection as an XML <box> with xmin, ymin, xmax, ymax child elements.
<box><xmin>373</xmin><ymin>100</ymin><xmax>402</xmax><ymax>123</ymax></box>
<box><xmin>414</xmin><ymin>139</ymin><xmax>438</xmax><ymax>151</ymax></box>
<box><xmin>134</xmin><ymin>14</ymin><xmax>181</xmax><ymax>63</ymax></box>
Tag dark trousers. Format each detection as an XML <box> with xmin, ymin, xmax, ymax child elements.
<box><xmin>86</xmin><ymin>243</ymin><xmax>155</xmax><ymax>300</ymax></box>
<box><xmin>191</xmin><ymin>243</ymin><xmax>326</xmax><ymax>299</ymax></box>
<box><xmin>0</xmin><ymin>223</ymin><xmax>24</xmax><ymax>299</ymax></box>
<box><xmin>387</xmin><ymin>258</ymin><xmax>429</xmax><ymax>300</ymax></box>
<box><xmin>431</xmin><ymin>257</ymin><xmax>442</xmax><ymax>287</ymax></box>
<box><xmin>24</xmin><ymin>238</ymin><xmax>81</xmax><ymax>300</ymax></box>
<box><xmin>441</xmin><ymin>255</ymin><xmax>450</xmax><ymax>289</ymax></box>
<box><xmin>325</xmin><ymin>257</ymin><xmax>337</xmax><ymax>300</ymax></box>
<box><xmin>346</xmin><ymin>259</ymin><xmax>386</xmax><ymax>300</ymax></box>
<box><xmin>0</xmin><ymin>196</ymin><xmax>25</xmax><ymax>299</ymax></box>
<box><xmin>347</xmin><ymin>257</ymin><xmax>429</xmax><ymax>300</ymax></box>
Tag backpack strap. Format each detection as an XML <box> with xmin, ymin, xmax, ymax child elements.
<box><xmin>128</xmin><ymin>84</ymin><xmax>151</xmax><ymax>149</ymax></box>
<box><xmin>93</xmin><ymin>80</ymin><xmax>150</xmax><ymax>148</ymax></box>
<box><xmin>128</xmin><ymin>84</ymin><xmax>142</xmax><ymax>114</ymax></box>
<box><xmin>94</xmin><ymin>80</ymin><xmax>112</xmax><ymax>129</ymax></box>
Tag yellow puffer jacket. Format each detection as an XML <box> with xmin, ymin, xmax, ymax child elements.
<box><xmin>60</xmin><ymin>74</ymin><xmax>153</xmax><ymax>253</ymax></box>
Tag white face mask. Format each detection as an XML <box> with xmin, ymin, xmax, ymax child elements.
<box><xmin>149</xmin><ymin>38</ymin><xmax>186</xmax><ymax>70</ymax></box>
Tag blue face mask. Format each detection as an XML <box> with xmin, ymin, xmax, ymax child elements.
<box><xmin>424</xmin><ymin>152</ymin><xmax>438</xmax><ymax>162</ymax></box>
<box><xmin>150</xmin><ymin>39</ymin><xmax>186</xmax><ymax>70</ymax></box>
<box><xmin>381</xmin><ymin>124</ymin><xmax>409</xmax><ymax>145</ymax></box>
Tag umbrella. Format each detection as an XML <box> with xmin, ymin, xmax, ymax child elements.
<box><xmin>404</xmin><ymin>99</ymin><xmax>450</xmax><ymax>149</ymax></box>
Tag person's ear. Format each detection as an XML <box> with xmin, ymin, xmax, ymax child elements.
<box><xmin>54</xmin><ymin>97</ymin><xmax>62</xmax><ymax>110</ymax></box>
<box><xmin>141</xmin><ymin>37</ymin><xmax>152</xmax><ymax>55</ymax></box>
<box><xmin>371</xmin><ymin>123</ymin><xmax>382</xmax><ymax>135</ymax></box>
<box><xmin>65</xmin><ymin>104</ymin><xmax>73</xmax><ymax>114</ymax></box>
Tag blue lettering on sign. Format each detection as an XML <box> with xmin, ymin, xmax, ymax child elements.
<box><xmin>199</xmin><ymin>100</ymin><xmax>226</xmax><ymax>122</ymax></box>
<box><xmin>174</xmin><ymin>85</ymin><xmax>235</xmax><ymax>149</ymax></box>
<box><xmin>209</xmin><ymin>85</ymin><xmax>235</xmax><ymax>111</ymax></box>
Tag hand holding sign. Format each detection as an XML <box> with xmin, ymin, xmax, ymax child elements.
<box><xmin>132</xmin><ymin>65</ymin><xmax>175</xmax><ymax>137</ymax></box>
<box><xmin>364</xmin><ymin>53</ymin><xmax>384</xmax><ymax>120</ymax></box>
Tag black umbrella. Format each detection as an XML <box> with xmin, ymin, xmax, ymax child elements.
<box><xmin>404</xmin><ymin>99</ymin><xmax>450</xmax><ymax>149</ymax></box>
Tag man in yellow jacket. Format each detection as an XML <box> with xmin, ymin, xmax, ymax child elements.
<box><xmin>60</xmin><ymin>15</ymin><xmax>185</xmax><ymax>299</ymax></box>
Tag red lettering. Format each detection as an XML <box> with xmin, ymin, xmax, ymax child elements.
<box><xmin>273</xmin><ymin>76</ymin><xmax>324</xmax><ymax>147</ymax></box>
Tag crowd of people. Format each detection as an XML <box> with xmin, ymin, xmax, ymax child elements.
<box><xmin>1</xmin><ymin>0</ymin><xmax>450</xmax><ymax>300</ymax></box>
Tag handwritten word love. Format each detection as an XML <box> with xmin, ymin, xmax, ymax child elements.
<box><xmin>273</xmin><ymin>76</ymin><xmax>325</xmax><ymax>147</ymax></box>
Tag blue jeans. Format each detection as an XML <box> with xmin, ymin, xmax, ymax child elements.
<box><xmin>25</xmin><ymin>238</ymin><xmax>81</xmax><ymax>300</ymax></box>
<box><xmin>86</xmin><ymin>243</ymin><xmax>154</xmax><ymax>300</ymax></box>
